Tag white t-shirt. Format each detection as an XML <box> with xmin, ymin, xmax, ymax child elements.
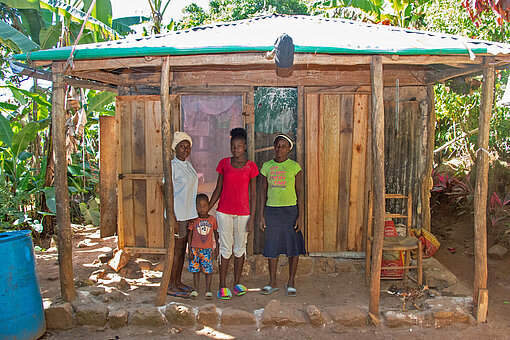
<box><xmin>171</xmin><ymin>158</ymin><xmax>198</xmax><ymax>221</ymax></box>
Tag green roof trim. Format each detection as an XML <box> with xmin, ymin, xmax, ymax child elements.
<box><xmin>12</xmin><ymin>15</ymin><xmax>510</xmax><ymax>62</ymax></box>
<box><xmin>14</xmin><ymin>45</ymin><xmax>492</xmax><ymax>62</ymax></box>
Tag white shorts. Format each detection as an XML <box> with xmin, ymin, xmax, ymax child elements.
<box><xmin>216</xmin><ymin>211</ymin><xmax>250</xmax><ymax>260</ymax></box>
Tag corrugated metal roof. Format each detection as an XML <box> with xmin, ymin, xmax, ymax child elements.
<box><xmin>14</xmin><ymin>14</ymin><xmax>510</xmax><ymax>62</ymax></box>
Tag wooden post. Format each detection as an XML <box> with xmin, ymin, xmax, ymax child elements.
<box><xmin>297</xmin><ymin>86</ymin><xmax>305</xmax><ymax>244</ymax></box>
<box><xmin>368</xmin><ymin>56</ymin><xmax>386</xmax><ymax>316</ymax></box>
<box><xmin>473</xmin><ymin>60</ymin><xmax>495</xmax><ymax>321</ymax></box>
<box><xmin>52</xmin><ymin>63</ymin><xmax>76</xmax><ymax>302</ymax></box>
<box><xmin>99</xmin><ymin>115</ymin><xmax>117</xmax><ymax>237</ymax></box>
<box><xmin>156</xmin><ymin>57</ymin><xmax>176</xmax><ymax>306</ymax></box>
<box><xmin>246</xmin><ymin>87</ymin><xmax>255</xmax><ymax>255</ymax></box>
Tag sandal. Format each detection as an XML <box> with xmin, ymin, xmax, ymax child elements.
<box><xmin>190</xmin><ymin>291</ymin><xmax>198</xmax><ymax>300</ymax></box>
<box><xmin>217</xmin><ymin>288</ymin><xmax>232</xmax><ymax>300</ymax></box>
<box><xmin>167</xmin><ymin>291</ymin><xmax>190</xmax><ymax>299</ymax></box>
<box><xmin>286</xmin><ymin>286</ymin><xmax>297</xmax><ymax>297</ymax></box>
<box><xmin>205</xmin><ymin>292</ymin><xmax>213</xmax><ymax>300</ymax></box>
<box><xmin>261</xmin><ymin>286</ymin><xmax>279</xmax><ymax>295</ymax></box>
<box><xmin>233</xmin><ymin>284</ymin><xmax>247</xmax><ymax>296</ymax></box>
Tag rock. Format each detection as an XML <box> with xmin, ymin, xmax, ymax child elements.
<box><xmin>423</xmin><ymin>258</ymin><xmax>459</xmax><ymax>290</ymax></box>
<box><xmin>221</xmin><ymin>308</ymin><xmax>256</xmax><ymax>325</ymax></box>
<box><xmin>164</xmin><ymin>303</ymin><xmax>196</xmax><ymax>326</ymax></box>
<box><xmin>488</xmin><ymin>244</ymin><xmax>508</xmax><ymax>259</ymax></box>
<box><xmin>98</xmin><ymin>251</ymin><xmax>114</xmax><ymax>263</ymax></box>
<box><xmin>255</xmin><ymin>255</ymin><xmax>269</xmax><ymax>275</ymax></box>
<box><xmin>424</xmin><ymin>297</ymin><xmax>471</xmax><ymax>328</ymax></box>
<box><xmin>117</xmin><ymin>278</ymin><xmax>131</xmax><ymax>291</ymax></box>
<box><xmin>312</xmin><ymin>258</ymin><xmax>336</xmax><ymax>275</ymax></box>
<box><xmin>296</xmin><ymin>256</ymin><xmax>313</xmax><ymax>276</ymax></box>
<box><xmin>261</xmin><ymin>300</ymin><xmax>307</xmax><ymax>327</ymax></box>
<box><xmin>241</xmin><ymin>261</ymin><xmax>253</xmax><ymax>277</ymax></box>
<box><xmin>76</xmin><ymin>304</ymin><xmax>109</xmax><ymax>327</ymax></box>
<box><xmin>108</xmin><ymin>249</ymin><xmax>130</xmax><ymax>272</ymax></box>
<box><xmin>45</xmin><ymin>302</ymin><xmax>76</xmax><ymax>330</ymax></box>
<box><xmin>88</xmin><ymin>286</ymin><xmax>106</xmax><ymax>296</ymax></box>
<box><xmin>382</xmin><ymin>310</ymin><xmax>432</xmax><ymax>328</ymax></box>
<box><xmin>107</xmin><ymin>289</ymin><xmax>129</xmax><ymax>302</ymax></box>
<box><xmin>109</xmin><ymin>309</ymin><xmax>128</xmax><ymax>329</ymax></box>
<box><xmin>335</xmin><ymin>260</ymin><xmax>353</xmax><ymax>273</ymax></box>
<box><xmin>129</xmin><ymin>306</ymin><xmax>167</xmax><ymax>327</ymax></box>
<box><xmin>89</xmin><ymin>269</ymin><xmax>108</xmax><ymax>283</ymax></box>
<box><xmin>197</xmin><ymin>304</ymin><xmax>219</xmax><ymax>327</ymax></box>
<box><xmin>442</xmin><ymin>282</ymin><xmax>471</xmax><ymax>297</ymax></box>
<box><xmin>137</xmin><ymin>259</ymin><xmax>153</xmax><ymax>271</ymax></box>
<box><xmin>153</xmin><ymin>261</ymin><xmax>165</xmax><ymax>272</ymax></box>
<box><xmin>324</xmin><ymin>306</ymin><xmax>366</xmax><ymax>327</ymax></box>
<box><xmin>368</xmin><ymin>312</ymin><xmax>381</xmax><ymax>327</ymax></box>
<box><xmin>74</xmin><ymin>278</ymin><xmax>94</xmax><ymax>288</ymax></box>
<box><xmin>77</xmin><ymin>240</ymin><xmax>88</xmax><ymax>248</ymax></box>
<box><xmin>276</xmin><ymin>256</ymin><xmax>289</xmax><ymax>275</ymax></box>
<box><xmin>305</xmin><ymin>305</ymin><xmax>324</xmax><ymax>326</ymax></box>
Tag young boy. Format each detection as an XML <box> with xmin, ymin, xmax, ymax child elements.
<box><xmin>188</xmin><ymin>193</ymin><xmax>219</xmax><ymax>300</ymax></box>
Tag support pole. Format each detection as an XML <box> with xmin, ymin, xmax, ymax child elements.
<box><xmin>156</xmin><ymin>57</ymin><xmax>176</xmax><ymax>306</ymax></box>
<box><xmin>51</xmin><ymin>63</ymin><xmax>76</xmax><ymax>302</ymax></box>
<box><xmin>473</xmin><ymin>59</ymin><xmax>495</xmax><ymax>321</ymax></box>
<box><xmin>368</xmin><ymin>56</ymin><xmax>386</xmax><ymax>316</ymax></box>
<box><xmin>246</xmin><ymin>87</ymin><xmax>255</xmax><ymax>255</ymax></box>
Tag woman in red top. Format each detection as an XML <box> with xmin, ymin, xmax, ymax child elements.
<box><xmin>209</xmin><ymin>128</ymin><xmax>258</xmax><ymax>300</ymax></box>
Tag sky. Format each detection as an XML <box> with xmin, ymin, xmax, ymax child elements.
<box><xmin>111</xmin><ymin>0</ymin><xmax>210</xmax><ymax>21</ymax></box>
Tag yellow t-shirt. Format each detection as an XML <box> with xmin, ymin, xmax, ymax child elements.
<box><xmin>260</xmin><ymin>159</ymin><xmax>301</xmax><ymax>207</ymax></box>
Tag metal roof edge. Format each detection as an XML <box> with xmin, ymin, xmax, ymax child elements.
<box><xmin>14</xmin><ymin>46</ymin><xmax>491</xmax><ymax>62</ymax></box>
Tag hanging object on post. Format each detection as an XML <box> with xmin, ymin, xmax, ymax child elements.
<box><xmin>265</xmin><ymin>33</ymin><xmax>295</xmax><ymax>69</ymax></box>
<box><xmin>498</xmin><ymin>73</ymin><xmax>510</xmax><ymax>106</ymax></box>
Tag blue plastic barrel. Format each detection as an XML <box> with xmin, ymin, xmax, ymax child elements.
<box><xmin>0</xmin><ymin>230</ymin><xmax>46</xmax><ymax>339</ymax></box>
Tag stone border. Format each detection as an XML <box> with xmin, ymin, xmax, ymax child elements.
<box><xmin>45</xmin><ymin>297</ymin><xmax>475</xmax><ymax>331</ymax></box>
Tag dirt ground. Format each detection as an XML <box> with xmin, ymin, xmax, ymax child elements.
<box><xmin>36</xmin><ymin>209</ymin><xmax>510</xmax><ymax>339</ymax></box>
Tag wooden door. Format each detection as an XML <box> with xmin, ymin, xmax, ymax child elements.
<box><xmin>116</xmin><ymin>95</ymin><xmax>166</xmax><ymax>253</ymax></box>
<box><xmin>305</xmin><ymin>92</ymin><xmax>371</xmax><ymax>253</ymax></box>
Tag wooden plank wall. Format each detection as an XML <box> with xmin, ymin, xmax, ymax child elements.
<box><xmin>99</xmin><ymin>115</ymin><xmax>117</xmax><ymax>237</ymax></box>
<box><xmin>305</xmin><ymin>92</ymin><xmax>371</xmax><ymax>252</ymax></box>
<box><xmin>383</xmin><ymin>86</ymin><xmax>432</xmax><ymax>228</ymax></box>
<box><xmin>116</xmin><ymin>95</ymin><xmax>165</xmax><ymax>251</ymax></box>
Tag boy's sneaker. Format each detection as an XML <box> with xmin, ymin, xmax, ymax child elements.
<box><xmin>233</xmin><ymin>284</ymin><xmax>247</xmax><ymax>296</ymax></box>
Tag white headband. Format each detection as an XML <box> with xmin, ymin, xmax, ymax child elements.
<box><xmin>273</xmin><ymin>134</ymin><xmax>293</xmax><ymax>150</ymax></box>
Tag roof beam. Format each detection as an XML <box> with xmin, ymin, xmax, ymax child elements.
<box><xmin>425</xmin><ymin>64</ymin><xmax>484</xmax><ymax>84</ymax></box>
<box><xmin>31</xmin><ymin>53</ymin><xmax>492</xmax><ymax>73</ymax></box>
<box><xmin>70</xmin><ymin>70</ymin><xmax>124</xmax><ymax>85</ymax></box>
<box><xmin>171</xmin><ymin>68</ymin><xmax>426</xmax><ymax>87</ymax></box>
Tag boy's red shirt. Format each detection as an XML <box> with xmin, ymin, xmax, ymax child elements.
<box><xmin>188</xmin><ymin>215</ymin><xmax>217</xmax><ymax>249</ymax></box>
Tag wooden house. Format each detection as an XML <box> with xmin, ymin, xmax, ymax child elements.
<box><xmin>15</xmin><ymin>14</ymin><xmax>510</xmax><ymax>316</ymax></box>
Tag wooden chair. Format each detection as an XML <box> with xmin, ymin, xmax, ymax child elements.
<box><xmin>365</xmin><ymin>193</ymin><xmax>423</xmax><ymax>286</ymax></box>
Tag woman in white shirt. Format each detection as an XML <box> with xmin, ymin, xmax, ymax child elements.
<box><xmin>167</xmin><ymin>131</ymin><xmax>198</xmax><ymax>298</ymax></box>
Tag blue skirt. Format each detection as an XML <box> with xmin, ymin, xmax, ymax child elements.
<box><xmin>263</xmin><ymin>205</ymin><xmax>306</xmax><ymax>258</ymax></box>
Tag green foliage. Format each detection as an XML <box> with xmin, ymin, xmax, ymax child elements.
<box><xmin>79</xmin><ymin>197</ymin><xmax>100</xmax><ymax>226</ymax></box>
<box><xmin>423</xmin><ymin>0</ymin><xmax>510</xmax><ymax>160</ymax></box>
<box><xmin>177</xmin><ymin>0</ymin><xmax>310</xmax><ymax>29</ymax></box>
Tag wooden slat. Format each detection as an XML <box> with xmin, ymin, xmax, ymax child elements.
<box><xmin>347</xmin><ymin>94</ymin><xmax>366</xmax><ymax>250</ymax></box>
<box><xmin>146</xmin><ymin>179</ymin><xmax>164</xmax><ymax>248</ymax></box>
<box><xmin>337</xmin><ymin>95</ymin><xmax>354</xmax><ymax>251</ymax></box>
<box><xmin>305</xmin><ymin>94</ymin><xmax>322</xmax><ymax>252</ymax></box>
<box><xmin>145</xmin><ymin>100</ymin><xmax>163</xmax><ymax>174</ymax></box>
<box><xmin>322</xmin><ymin>94</ymin><xmax>341</xmax><ymax>252</ymax></box>
<box><xmin>246</xmin><ymin>88</ymin><xmax>255</xmax><ymax>255</ymax></box>
<box><xmin>99</xmin><ymin>116</ymin><xmax>117</xmax><ymax>237</ymax></box>
<box><xmin>131</xmin><ymin>100</ymin><xmax>148</xmax><ymax>247</ymax></box>
<box><xmin>362</xmin><ymin>97</ymin><xmax>373</xmax><ymax>252</ymax></box>
<box><xmin>119</xmin><ymin>99</ymin><xmax>135</xmax><ymax>247</ymax></box>
<box><xmin>353</xmin><ymin>95</ymin><xmax>369</xmax><ymax>251</ymax></box>
<box><xmin>117</xmin><ymin>95</ymin><xmax>161</xmax><ymax>102</ymax></box>
<box><xmin>125</xmin><ymin>247</ymin><xmax>166</xmax><ymax>254</ymax></box>
<box><xmin>172</xmin><ymin>69</ymin><xmax>427</xmax><ymax>87</ymax></box>
<box><xmin>145</xmin><ymin>100</ymin><xmax>164</xmax><ymax>248</ymax></box>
